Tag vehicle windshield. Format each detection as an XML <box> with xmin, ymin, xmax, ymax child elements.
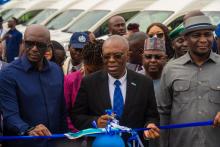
<box><xmin>18</xmin><ymin>9</ymin><xmax>43</xmax><ymax>24</ymax></box>
<box><xmin>26</xmin><ymin>9</ymin><xmax>57</xmax><ymax>25</ymax></box>
<box><xmin>204</xmin><ymin>11</ymin><xmax>220</xmax><ymax>25</ymax></box>
<box><xmin>65</xmin><ymin>10</ymin><xmax>110</xmax><ymax>33</ymax></box>
<box><xmin>2</xmin><ymin>8</ymin><xmax>24</xmax><ymax>21</ymax></box>
<box><xmin>46</xmin><ymin>9</ymin><xmax>83</xmax><ymax>30</ymax></box>
<box><xmin>127</xmin><ymin>11</ymin><xmax>174</xmax><ymax>32</ymax></box>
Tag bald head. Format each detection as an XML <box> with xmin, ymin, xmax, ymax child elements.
<box><xmin>108</xmin><ymin>15</ymin><xmax>126</xmax><ymax>35</ymax></box>
<box><xmin>103</xmin><ymin>35</ymin><xmax>129</xmax><ymax>51</ymax></box>
<box><xmin>183</xmin><ymin>10</ymin><xmax>205</xmax><ymax>22</ymax></box>
<box><xmin>108</xmin><ymin>15</ymin><xmax>125</xmax><ymax>25</ymax></box>
<box><xmin>102</xmin><ymin>35</ymin><xmax>128</xmax><ymax>79</ymax></box>
<box><xmin>24</xmin><ymin>24</ymin><xmax>50</xmax><ymax>43</ymax></box>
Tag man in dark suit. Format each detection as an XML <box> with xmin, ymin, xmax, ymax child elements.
<box><xmin>71</xmin><ymin>35</ymin><xmax>160</xmax><ymax>145</ymax></box>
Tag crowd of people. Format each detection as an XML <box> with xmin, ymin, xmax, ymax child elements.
<box><xmin>0</xmin><ymin>9</ymin><xmax>220</xmax><ymax>147</ymax></box>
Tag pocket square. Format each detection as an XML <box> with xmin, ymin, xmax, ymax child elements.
<box><xmin>131</xmin><ymin>82</ymin><xmax>136</xmax><ymax>86</ymax></box>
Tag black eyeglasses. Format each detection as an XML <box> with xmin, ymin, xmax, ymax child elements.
<box><xmin>148</xmin><ymin>32</ymin><xmax>164</xmax><ymax>39</ymax></box>
<box><xmin>144</xmin><ymin>54</ymin><xmax>164</xmax><ymax>60</ymax></box>
<box><xmin>102</xmin><ymin>52</ymin><xmax>124</xmax><ymax>60</ymax></box>
<box><xmin>25</xmin><ymin>41</ymin><xmax>49</xmax><ymax>50</ymax></box>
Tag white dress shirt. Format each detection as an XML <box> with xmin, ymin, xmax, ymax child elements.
<box><xmin>108</xmin><ymin>70</ymin><xmax>127</xmax><ymax>107</ymax></box>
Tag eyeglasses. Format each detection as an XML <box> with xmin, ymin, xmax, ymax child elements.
<box><xmin>102</xmin><ymin>52</ymin><xmax>124</xmax><ymax>60</ymax></box>
<box><xmin>148</xmin><ymin>33</ymin><xmax>164</xmax><ymax>39</ymax></box>
<box><xmin>144</xmin><ymin>54</ymin><xmax>164</xmax><ymax>60</ymax></box>
<box><xmin>25</xmin><ymin>41</ymin><xmax>49</xmax><ymax>50</ymax></box>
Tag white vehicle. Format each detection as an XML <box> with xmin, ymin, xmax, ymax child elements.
<box><xmin>25</xmin><ymin>0</ymin><xmax>79</xmax><ymax>26</ymax></box>
<box><xmin>164</xmin><ymin>0</ymin><xmax>214</xmax><ymax>30</ymax></box>
<box><xmin>66</xmin><ymin>0</ymin><xmax>155</xmax><ymax>36</ymax></box>
<box><xmin>126</xmin><ymin>0</ymin><xmax>211</xmax><ymax>32</ymax></box>
<box><xmin>202</xmin><ymin>0</ymin><xmax>220</xmax><ymax>25</ymax></box>
<box><xmin>46</xmin><ymin>0</ymin><xmax>103</xmax><ymax>31</ymax></box>
<box><xmin>0</xmin><ymin>0</ymin><xmax>30</xmax><ymax>21</ymax></box>
<box><xmin>52</xmin><ymin>0</ymin><xmax>156</xmax><ymax>47</ymax></box>
<box><xmin>16</xmin><ymin>0</ymin><xmax>79</xmax><ymax>33</ymax></box>
<box><xmin>3</xmin><ymin>0</ymin><xmax>59</xmax><ymax>26</ymax></box>
<box><xmin>48</xmin><ymin>0</ymin><xmax>104</xmax><ymax>47</ymax></box>
<box><xmin>0</xmin><ymin>0</ymin><xmax>22</xmax><ymax>14</ymax></box>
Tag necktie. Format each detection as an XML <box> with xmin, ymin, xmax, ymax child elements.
<box><xmin>113</xmin><ymin>80</ymin><xmax>124</xmax><ymax>118</ymax></box>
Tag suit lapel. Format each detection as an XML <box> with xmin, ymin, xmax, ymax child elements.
<box><xmin>99</xmin><ymin>71</ymin><xmax>111</xmax><ymax>110</ymax></box>
<box><xmin>122</xmin><ymin>70</ymin><xmax>137</xmax><ymax>117</ymax></box>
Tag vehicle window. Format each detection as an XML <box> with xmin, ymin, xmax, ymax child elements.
<box><xmin>65</xmin><ymin>10</ymin><xmax>110</xmax><ymax>33</ymax></box>
<box><xmin>26</xmin><ymin>9</ymin><xmax>57</xmax><ymax>25</ymax></box>
<box><xmin>46</xmin><ymin>9</ymin><xmax>83</xmax><ymax>30</ymax></box>
<box><xmin>127</xmin><ymin>11</ymin><xmax>173</xmax><ymax>32</ymax></box>
<box><xmin>19</xmin><ymin>10</ymin><xmax>43</xmax><ymax>24</ymax></box>
<box><xmin>167</xmin><ymin>15</ymin><xmax>184</xmax><ymax>31</ymax></box>
<box><xmin>94</xmin><ymin>11</ymin><xmax>139</xmax><ymax>37</ymax></box>
<box><xmin>0</xmin><ymin>9</ymin><xmax>10</xmax><ymax>16</ymax></box>
<box><xmin>204</xmin><ymin>11</ymin><xmax>220</xmax><ymax>25</ymax></box>
<box><xmin>2</xmin><ymin>8</ymin><xmax>24</xmax><ymax>21</ymax></box>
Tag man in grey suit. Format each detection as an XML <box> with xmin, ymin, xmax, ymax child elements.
<box><xmin>71</xmin><ymin>35</ymin><xmax>160</xmax><ymax>146</ymax></box>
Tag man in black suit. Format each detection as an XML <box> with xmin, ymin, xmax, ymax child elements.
<box><xmin>71</xmin><ymin>35</ymin><xmax>160</xmax><ymax>145</ymax></box>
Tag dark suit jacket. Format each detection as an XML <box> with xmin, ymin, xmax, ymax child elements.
<box><xmin>71</xmin><ymin>69</ymin><xmax>159</xmax><ymax>145</ymax></box>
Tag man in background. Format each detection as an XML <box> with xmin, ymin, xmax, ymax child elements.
<box><xmin>63</xmin><ymin>32</ymin><xmax>89</xmax><ymax>75</ymax></box>
<box><xmin>169</xmin><ymin>24</ymin><xmax>188</xmax><ymax>60</ymax></box>
<box><xmin>0</xmin><ymin>16</ymin><xmax>7</xmax><ymax>61</ymax></box>
<box><xmin>127</xmin><ymin>32</ymin><xmax>147</xmax><ymax>72</ymax></box>
<box><xmin>125</xmin><ymin>23</ymin><xmax>140</xmax><ymax>38</ymax></box>
<box><xmin>3</xmin><ymin>17</ymin><xmax>22</xmax><ymax>63</ymax></box>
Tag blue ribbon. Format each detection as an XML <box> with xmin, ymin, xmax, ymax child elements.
<box><xmin>0</xmin><ymin>120</ymin><xmax>213</xmax><ymax>141</ymax></box>
<box><xmin>134</xmin><ymin>120</ymin><xmax>213</xmax><ymax>132</ymax></box>
<box><xmin>0</xmin><ymin>134</ymin><xmax>65</xmax><ymax>141</ymax></box>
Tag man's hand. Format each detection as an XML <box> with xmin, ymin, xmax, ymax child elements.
<box><xmin>28</xmin><ymin>124</ymin><xmax>52</xmax><ymax>136</ymax></box>
<box><xmin>213</xmin><ymin>112</ymin><xmax>220</xmax><ymax>128</ymax></box>
<box><xmin>97</xmin><ymin>114</ymin><xmax>113</xmax><ymax>128</ymax></box>
<box><xmin>144</xmin><ymin>123</ymin><xmax>160</xmax><ymax>139</ymax></box>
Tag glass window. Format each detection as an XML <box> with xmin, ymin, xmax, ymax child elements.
<box><xmin>2</xmin><ymin>8</ymin><xmax>24</xmax><ymax>21</ymax></box>
<box><xmin>127</xmin><ymin>11</ymin><xmax>173</xmax><ymax>32</ymax></box>
<box><xmin>65</xmin><ymin>10</ymin><xmax>110</xmax><ymax>33</ymax></box>
<box><xmin>46</xmin><ymin>9</ymin><xmax>83</xmax><ymax>30</ymax></box>
<box><xmin>19</xmin><ymin>10</ymin><xmax>43</xmax><ymax>24</ymax></box>
<box><xmin>0</xmin><ymin>9</ymin><xmax>10</xmax><ymax>16</ymax></box>
<box><xmin>167</xmin><ymin>15</ymin><xmax>184</xmax><ymax>31</ymax></box>
<box><xmin>204</xmin><ymin>11</ymin><xmax>220</xmax><ymax>25</ymax></box>
<box><xmin>26</xmin><ymin>9</ymin><xmax>57</xmax><ymax>25</ymax></box>
<box><xmin>94</xmin><ymin>11</ymin><xmax>139</xmax><ymax>37</ymax></box>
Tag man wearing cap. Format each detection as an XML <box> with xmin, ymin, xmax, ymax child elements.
<box><xmin>169</xmin><ymin>24</ymin><xmax>188</xmax><ymax>61</ymax></box>
<box><xmin>159</xmin><ymin>10</ymin><xmax>220</xmax><ymax>147</ymax></box>
<box><xmin>3</xmin><ymin>17</ymin><xmax>22</xmax><ymax>63</ymax></box>
<box><xmin>63</xmin><ymin>32</ymin><xmax>89</xmax><ymax>75</ymax></box>
<box><xmin>140</xmin><ymin>37</ymin><xmax>167</xmax><ymax>147</ymax></box>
